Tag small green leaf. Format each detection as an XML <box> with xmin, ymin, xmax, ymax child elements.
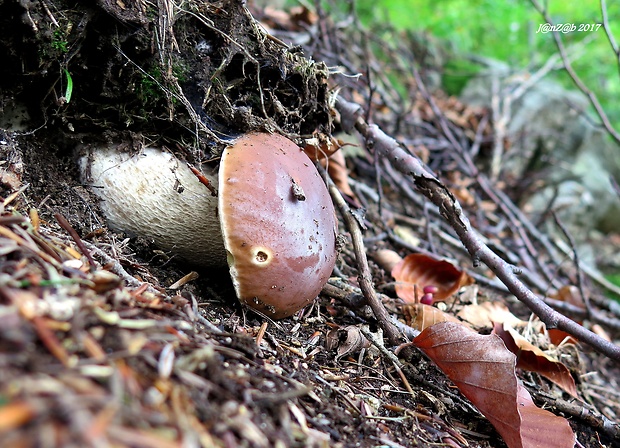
<box><xmin>64</xmin><ymin>69</ymin><xmax>73</xmax><ymax>103</ymax></box>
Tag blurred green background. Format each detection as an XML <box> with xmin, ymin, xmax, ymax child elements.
<box><xmin>291</xmin><ymin>0</ymin><xmax>620</xmax><ymax>129</ymax></box>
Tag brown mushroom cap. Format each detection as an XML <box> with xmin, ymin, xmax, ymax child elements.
<box><xmin>219</xmin><ymin>132</ymin><xmax>338</xmax><ymax>318</ymax></box>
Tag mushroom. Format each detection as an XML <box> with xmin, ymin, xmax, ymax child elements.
<box><xmin>79</xmin><ymin>132</ymin><xmax>338</xmax><ymax>318</ymax></box>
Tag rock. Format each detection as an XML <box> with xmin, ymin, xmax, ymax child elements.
<box><xmin>460</xmin><ymin>65</ymin><xmax>620</xmax><ymax>239</ymax></box>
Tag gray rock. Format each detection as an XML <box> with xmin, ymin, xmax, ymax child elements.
<box><xmin>460</xmin><ymin>67</ymin><xmax>620</xmax><ymax>238</ymax></box>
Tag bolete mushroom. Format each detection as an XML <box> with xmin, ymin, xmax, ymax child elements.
<box><xmin>79</xmin><ymin>132</ymin><xmax>338</xmax><ymax>318</ymax></box>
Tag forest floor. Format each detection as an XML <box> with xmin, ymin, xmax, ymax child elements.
<box><xmin>0</xmin><ymin>1</ymin><xmax>619</xmax><ymax>447</ymax></box>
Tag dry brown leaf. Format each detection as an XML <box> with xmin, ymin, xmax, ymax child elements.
<box><xmin>493</xmin><ymin>323</ymin><xmax>578</xmax><ymax>397</ymax></box>
<box><xmin>546</xmin><ymin>329</ymin><xmax>578</xmax><ymax>347</ymax></box>
<box><xmin>591</xmin><ymin>324</ymin><xmax>611</xmax><ymax>342</ymax></box>
<box><xmin>551</xmin><ymin>285</ymin><xmax>584</xmax><ymax>309</ymax></box>
<box><xmin>260</xmin><ymin>6</ymin><xmax>318</xmax><ymax>31</ymax></box>
<box><xmin>393</xmin><ymin>225</ymin><xmax>421</xmax><ymax>248</ymax></box>
<box><xmin>457</xmin><ymin>302</ymin><xmax>577</xmax><ymax>357</ymax></box>
<box><xmin>414</xmin><ymin>321</ymin><xmax>575</xmax><ymax>448</ymax></box>
<box><xmin>547</xmin><ymin>285</ymin><xmax>583</xmax><ymax>345</ymax></box>
<box><xmin>402</xmin><ymin>303</ymin><xmax>461</xmax><ymax>331</ymax></box>
<box><xmin>391</xmin><ymin>254</ymin><xmax>472</xmax><ymax>303</ymax></box>
<box><xmin>457</xmin><ymin>301</ymin><xmax>526</xmax><ymax>329</ymax></box>
<box><xmin>372</xmin><ymin>249</ymin><xmax>403</xmax><ymax>273</ymax></box>
<box><xmin>446</xmin><ymin>171</ymin><xmax>476</xmax><ymax>207</ymax></box>
<box><xmin>326</xmin><ymin>326</ymin><xmax>371</xmax><ymax>360</ymax></box>
<box><xmin>324</xmin><ymin>150</ymin><xmax>355</xmax><ymax>198</ymax></box>
<box><xmin>304</xmin><ymin>134</ymin><xmax>342</xmax><ymax>161</ymax></box>
<box><xmin>516</xmin><ymin>382</ymin><xmax>576</xmax><ymax>448</ymax></box>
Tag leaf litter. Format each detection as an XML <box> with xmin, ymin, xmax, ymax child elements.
<box><xmin>0</xmin><ymin>0</ymin><xmax>619</xmax><ymax>447</ymax></box>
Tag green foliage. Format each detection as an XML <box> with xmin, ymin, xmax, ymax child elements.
<box><xmin>442</xmin><ymin>58</ymin><xmax>483</xmax><ymax>96</ymax></box>
<box><xmin>139</xmin><ymin>62</ymin><xmax>188</xmax><ymax>105</ymax></box>
<box><xmin>605</xmin><ymin>274</ymin><xmax>620</xmax><ymax>302</ymax></box>
<box><xmin>51</xmin><ymin>28</ymin><xmax>68</xmax><ymax>53</ymax></box>
<box><xmin>139</xmin><ymin>66</ymin><xmax>162</xmax><ymax>102</ymax></box>
<box><xmin>308</xmin><ymin>0</ymin><xmax>620</xmax><ymax>122</ymax></box>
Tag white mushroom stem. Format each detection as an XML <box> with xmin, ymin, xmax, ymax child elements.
<box><xmin>79</xmin><ymin>146</ymin><xmax>227</xmax><ymax>266</ymax></box>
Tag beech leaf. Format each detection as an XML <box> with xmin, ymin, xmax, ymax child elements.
<box><xmin>402</xmin><ymin>303</ymin><xmax>462</xmax><ymax>331</ymax></box>
<box><xmin>304</xmin><ymin>134</ymin><xmax>342</xmax><ymax>161</ymax></box>
<box><xmin>457</xmin><ymin>301</ymin><xmax>526</xmax><ymax>329</ymax></box>
<box><xmin>392</xmin><ymin>254</ymin><xmax>472</xmax><ymax>303</ymax></box>
<box><xmin>413</xmin><ymin>321</ymin><xmax>575</xmax><ymax>448</ymax></box>
<box><xmin>547</xmin><ymin>285</ymin><xmax>583</xmax><ymax>346</ymax></box>
<box><xmin>326</xmin><ymin>325</ymin><xmax>371</xmax><ymax>360</ymax></box>
<box><xmin>493</xmin><ymin>322</ymin><xmax>578</xmax><ymax>397</ymax></box>
<box><xmin>324</xmin><ymin>150</ymin><xmax>356</xmax><ymax>198</ymax></box>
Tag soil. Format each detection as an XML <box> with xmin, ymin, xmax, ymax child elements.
<box><xmin>0</xmin><ymin>1</ymin><xmax>619</xmax><ymax>447</ymax></box>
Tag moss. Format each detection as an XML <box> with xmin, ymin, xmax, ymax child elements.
<box><xmin>51</xmin><ymin>28</ymin><xmax>69</xmax><ymax>54</ymax></box>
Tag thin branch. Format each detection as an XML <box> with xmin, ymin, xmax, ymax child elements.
<box><xmin>336</xmin><ymin>96</ymin><xmax>620</xmax><ymax>362</ymax></box>
<box><xmin>551</xmin><ymin>211</ymin><xmax>592</xmax><ymax>316</ymax></box>
<box><xmin>320</xmin><ymin>165</ymin><xmax>404</xmax><ymax>345</ymax></box>
<box><xmin>530</xmin><ymin>0</ymin><xmax>620</xmax><ymax>145</ymax></box>
<box><xmin>600</xmin><ymin>0</ymin><xmax>620</xmax><ymax>74</ymax></box>
<box><xmin>489</xmin><ymin>52</ymin><xmax>562</xmax><ymax>180</ymax></box>
<box><xmin>54</xmin><ymin>213</ymin><xmax>97</xmax><ymax>270</ymax></box>
<box><xmin>410</xmin><ymin>66</ymin><xmax>562</xmax><ymax>287</ymax></box>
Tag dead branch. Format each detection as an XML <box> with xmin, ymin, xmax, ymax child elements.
<box><xmin>322</xmin><ymin>165</ymin><xmax>404</xmax><ymax>345</ymax></box>
<box><xmin>600</xmin><ymin>0</ymin><xmax>620</xmax><ymax>74</ymax></box>
<box><xmin>530</xmin><ymin>0</ymin><xmax>620</xmax><ymax>145</ymax></box>
<box><xmin>336</xmin><ymin>96</ymin><xmax>620</xmax><ymax>362</ymax></box>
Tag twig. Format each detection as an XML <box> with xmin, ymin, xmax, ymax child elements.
<box><xmin>554</xmin><ymin>237</ymin><xmax>620</xmax><ymax>300</ymax></box>
<box><xmin>359</xmin><ymin>326</ymin><xmax>405</xmax><ymax>369</ymax></box>
<box><xmin>530</xmin><ymin>0</ymin><xmax>620</xmax><ymax>145</ymax></box>
<box><xmin>336</xmin><ymin>96</ymin><xmax>620</xmax><ymax>362</ymax></box>
<box><xmin>410</xmin><ymin>64</ymin><xmax>562</xmax><ymax>286</ymax></box>
<box><xmin>600</xmin><ymin>0</ymin><xmax>620</xmax><ymax>75</ymax></box>
<box><xmin>531</xmin><ymin>389</ymin><xmax>620</xmax><ymax>440</ymax></box>
<box><xmin>544</xmin><ymin>297</ymin><xmax>620</xmax><ymax>331</ymax></box>
<box><xmin>320</xmin><ymin>165</ymin><xmax>403</xmax><ymax>345</ymax></box>
<box><xmin>611</xmin><ymin>175</ymin><xmax>620</xmax><ymax>198</ymax></box>
<box><xmin>489</xmin><ymin>74</ymin><xmax>504</xmax><ymax>180</ymax></box>
<box><xmin>54</xmin><ymin>213</ymin><xmax>97</xmax><ymax>270</ymax></box>
<box><xmin>78</xmin><ymin>239</ymin><xmax>160</xmax><ymax>294</ymax></box>
<box><xmin>551</xmin><ymin>211</ymin><xmax>592</xmax><ymax>316</ymax></box>
<box><xmin>489</xmin><ymin>53</ymin><xmax>561</xmax><ymax>180</ymax></box>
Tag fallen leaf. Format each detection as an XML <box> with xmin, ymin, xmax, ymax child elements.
<box><xmin>326</xmin><ymin>325</ymin><xmax>371</xmax><ymax>360</ymax></box>
<box><xmin>547</xmin><ymin>285</ymin><xmax>583</xmax><ymax>345</ymax></box>
<box><xmin>402</xmin><ymin>303</ymin><xmax>462</xmax><ymax>331</ymax></box>
<box><xmin>546</xmin><ymin>329</ymin><xmax>578</xmax><ymax>347</ymax></box>
<box><xmin>261</xmin><ymin>6</ymin><xmax>318</xmax><ymax>32</ymax></box>
<box><xmin>414</xmin><ymin>321</ymin><xmax>575</xmax><ymax>448</ymax></box>
<box><xmin>551</xmin><ymin>285</ymin><xmax>584</xmax><ymax>309</ymax></box>
<box><xmin>457</xmin><ymin>302</ymin><xmax>578</xmax><ymax>361</ymax></box>
<box><xmin>324</xmin><ymin>150</ymin><xmax>355</xmax><ymax>198</ymax></box>
<box><xmin>0</xmin><ymin>401</ymin><xmax>37</xmax><ymax>432</ymax></box>
<box><xmin>516</xmin><ymin>382</ymin><xmax>576</xmax><ymax>448</ymax></box>
<box><xmin>493</xmin><ymin>322</ymin><xmax>577</xmax><ymax>397</ymax></box>
<box><xmin>372</xmin><ymin>249</ymin><xmax>403</xmax><ymax>273</ymax></box>
<box><xmin>304</xmin><ymin>133</ymin><xmax>342</xmax><ymax>161</ymax></box>
<box><xmin>392</xmin><ymin>254</ymin><xmax>472</xmax><ymax>303</ymax></box>
<box><xmin>457</xmin><ymin>301</ymin><xmax>526</xmax><ymax>329</ymax></box>
<box><xmin>591</xmin><ymin>324</ymin><xmax>611</xmax><ymax>342</ymax></box>
<box><xmin>393</xmin><ymin>225</ymin><xmax>421</xmax><ymax>248</ymax></box>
